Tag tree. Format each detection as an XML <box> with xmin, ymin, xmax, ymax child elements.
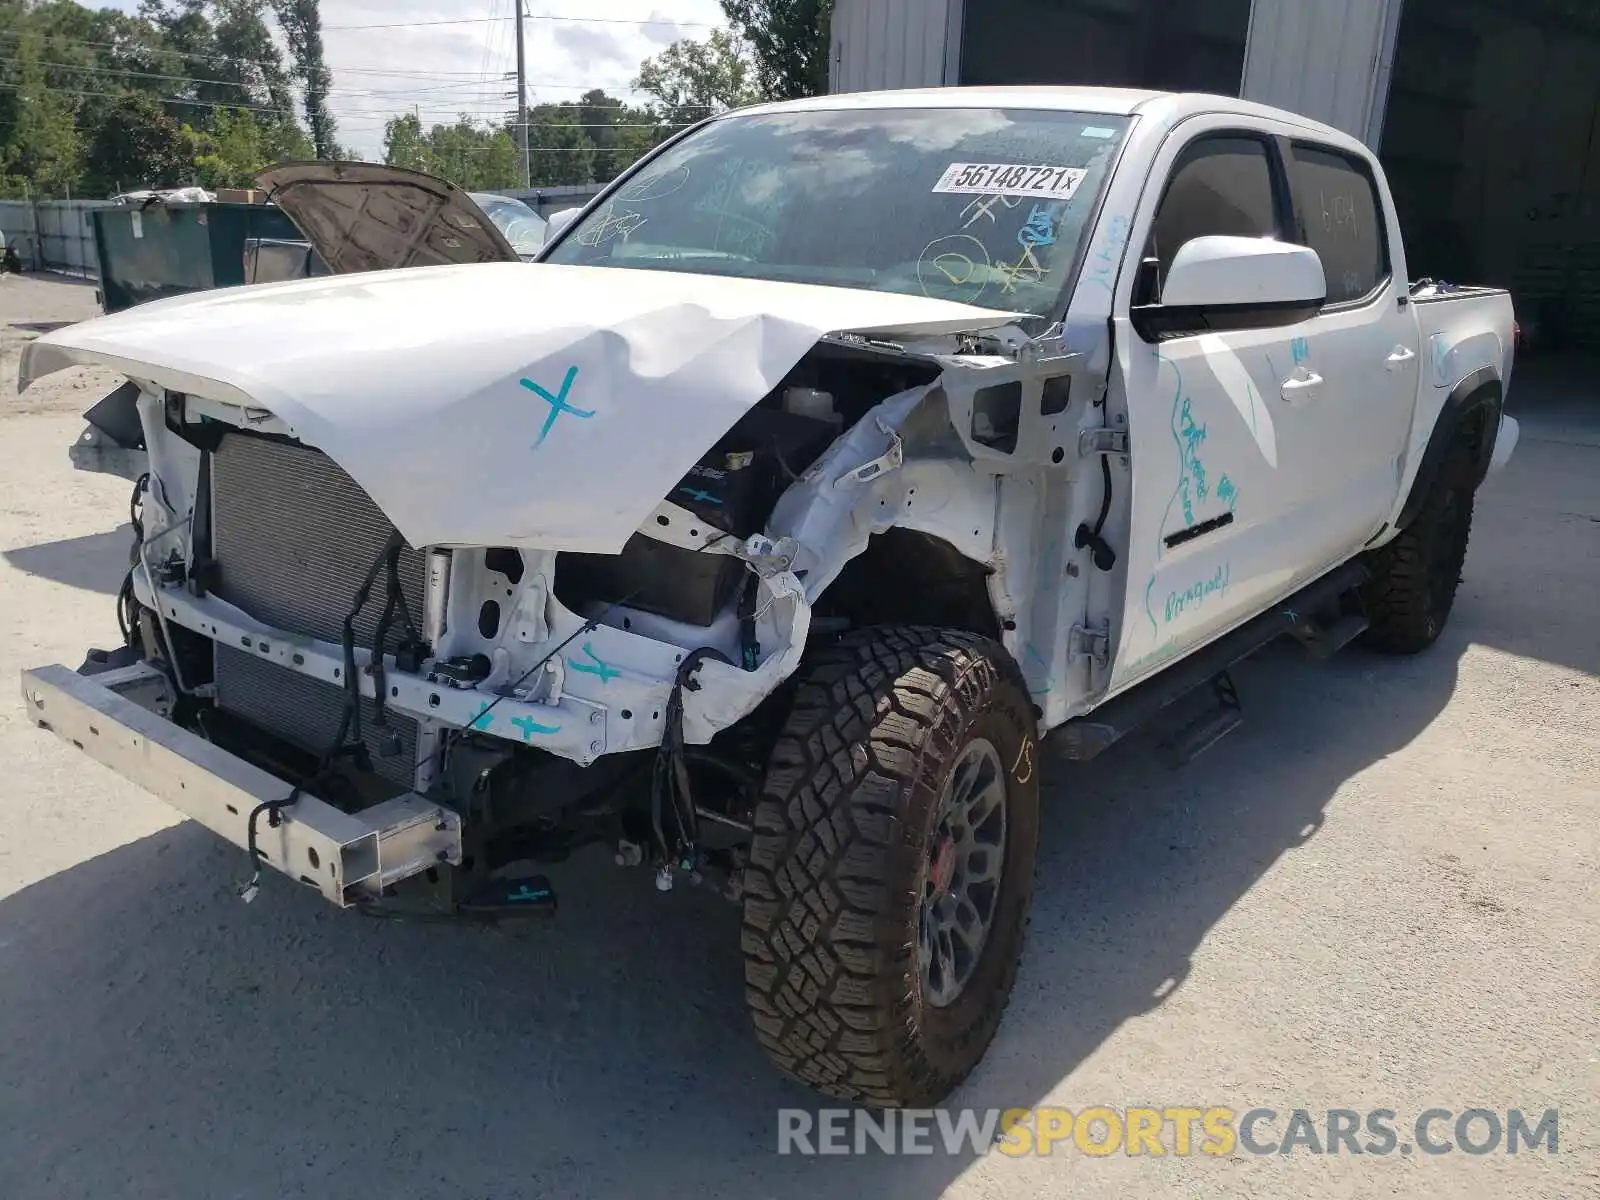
<box><xmin>633</xmin><ymin>29</ymin><xmax>763</xmax><ymax>129</ymax></box>
<box><xmin>263</xmin><ymin>114</ymin><xmax>313</xmax><ymax>163</ymax></box>
<box><xmin>720</xmin><ymin>0</ymin><xmax>833</xmax><ymax>100</ymax></box>
<box><xmin>386</xmin><ymin>117</ymin><xmax>522</xmax><ymax>190</ymax></box>
<box><xmin>383</xmin><ymin>113</ymin><xmax>435</xmax><ymax>174</ymax></box>
<box><xmin>0</xmin><ymin>31</ymin><xmax>82</xmax><ymax>196</ymax></box>
<box><xmin>212</xmin><ymin>0</ymin><xmax>296</xmax><ymax>117</ymax></box>
<box><xmin>271</xmin><ymin>0</ymin><xmax>335</xmax><ymax>157</ymax></box>
<box><xmin>476</xmin><ymin>128</ymin><xmax>520</xmax><ymax>190</ymax></box>
<box><xmin>183</xmin><ymin>107</ymin><xmax>262</xmax><ymax>186</ymax></box>
<box><xmin>81</xmin><ymin>90</ymin><xmax>190</xmax><ymax>194</ymax></box>
<box><xmin>183</xmin><ymin>105</ymin><xmax>310</xmax><ymax>185</ymax></box>
<box><xmin>523</xmin><ymin>105</ymin><xmax>595</xmax><ymax>187</ymax></box>
<box><xmin>572</xmin><ymin>88</ymin><xmax>664</xmax><ymax>181</ymax></box>
<box><xmin>0</xmin><ymin>0</ymin><xmax>318</xmax><ymax>196</ymax></box>
<box><xmin>142</xmin><ymin>0</ymin><xmax>279</xmax><ymax>120</ymax></box>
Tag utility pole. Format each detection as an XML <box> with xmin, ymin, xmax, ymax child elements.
<box><xmin>514</xmin><ymin>0</ymin><xmax>530</xmax><ymax>189</ymax></box>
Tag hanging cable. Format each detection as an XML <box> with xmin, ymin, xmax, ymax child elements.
<box><xmin>649</xmin><ymin>647</ymin><xmax>731</xmax><ymax>876</ymax></box>
<box><xmin>1074</xmin><ymin>454</ymin><xmax>1119</xmax><ymax>572</ymax></box>
<box><xmin>116</xmin><ymin>472</ymin><xmax>151</xmax><ymax>650</ymax></box>
<box><xmin>241</xmin><ymin>530</ymin><xmax>739</xmax><ymax>901</ymax></box>
<box><xmin>366</xmin><ymin>539</ymin><xmax>427</xmax><ymax>754</ymax></box>
<box><xmin>238</xmin><ymin>533</ymin><xmax>402</xmax><ymax>901</ymax></box>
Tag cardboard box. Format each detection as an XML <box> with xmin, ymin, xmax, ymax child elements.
<box><xmin>215</xmin><ymin>188</ymin><xmax>268</xmax><ymax>205</ymax></box>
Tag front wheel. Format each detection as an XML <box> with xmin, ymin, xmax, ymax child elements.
<box><xmin>740</xmin><ymin>626</ymin><xmax>1040</xmax><ymax>1107</ymax></box>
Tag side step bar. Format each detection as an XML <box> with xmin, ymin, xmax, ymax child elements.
<box><xmin>1293</xmin><ymin>611</ymin><xmax>1370</xmax><ymax>660</ymax></box>
<box><xmin>21</xmin><ymin>662</ymin><xmax>462</xmax><ymax>907</ymax></box>
<box><xmin>1163</xmin><ymin>671</ymin><xmax>1243</xmax><ymax>766</ymax></box>
<box><xmin>1049</xmin><ymin>561</ymin><xmax>1369</xmax><ymax>762</ymax></box>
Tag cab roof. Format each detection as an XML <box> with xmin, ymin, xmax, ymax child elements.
<box><xmin>728</xmin><ymin>85</ymin><xmax>1354</xmax><ymax>145</ymax></box>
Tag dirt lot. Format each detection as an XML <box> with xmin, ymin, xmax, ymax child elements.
<box><xmin>0</xmin><ymin>272</ymin><xmax>1595</xmax><ymax>1199</ymax></box>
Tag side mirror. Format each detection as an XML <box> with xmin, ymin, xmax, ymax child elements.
<box><xmin>1131</xmin><ymin>236</ymin><xmax>1325</xmax><ymax>340</ymax></box>
<box><xmin>546</xmin><ymin>207</ymin><xmax>583</xmax><ymax>240</ymax></box>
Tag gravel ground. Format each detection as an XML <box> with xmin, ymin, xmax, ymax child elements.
<box><xmin>0</xmin><ymin>272</ymin><xmax>1595</xmax><ymax>1199</ymax></box>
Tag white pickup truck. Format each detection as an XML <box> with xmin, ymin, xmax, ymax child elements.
<box><xmin>19</xmin><ymin>87</ymin><xmax>1517</xmax><ymax>1108</ymax></box>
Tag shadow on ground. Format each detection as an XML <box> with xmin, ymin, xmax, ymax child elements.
<box><xmin>2</xmin><ymin>366</ymin><xmax>1590</xmax><ymax>1198</ymax></box>
<box><xmin>0</xmin><ymin>630</ymin><xmax>1469</xmax><ymax>1200</ymax></box>
<box><xmin>2</xmin><ymin>524</ymin><xmax>132</xmax><ymax>596</ymax></box>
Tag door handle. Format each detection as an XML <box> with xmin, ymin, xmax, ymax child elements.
<box><xmin>1280</xmin><ymin>372</ymin><xmax>1323</xmax><ymax>403</ymax></box>
<box><xmin>1386</xmin><ymin>345</ymin><xmax>1417</xmax><ymax>370</ymax></box>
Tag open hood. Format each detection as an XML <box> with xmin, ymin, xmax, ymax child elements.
<box><xmin>257</xmin><ymin>161</ymin><xmax>521</xmax><ymax>273</ymax></box>
<box><xmin>21</xmin><ymin>261</ymin><xmax>1020</xmax><ymax>553</ymax></box>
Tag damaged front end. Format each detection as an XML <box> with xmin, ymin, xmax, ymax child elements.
<box><xmin>19</xmin><ymin>260</ymin><xmax>1095</xmax><ymax>913</ymax></box>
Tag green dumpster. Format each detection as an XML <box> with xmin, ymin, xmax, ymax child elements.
<box><xmin>91</xmin><ymin>201</ymin><xmax>304</xmax><ymax>313</ymax></box>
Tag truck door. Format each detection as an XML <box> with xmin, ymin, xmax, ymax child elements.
<box><xmin>1108</xmin><ymin>122</ymin><xmax>1326</xmax><ymax>689</ymax></box>
<box><xmin>1275</xmin><ymin>139</ymin><xmax>1419</xmax><ymax>542</ymax></box>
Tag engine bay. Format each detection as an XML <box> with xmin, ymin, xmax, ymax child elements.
<box><xmin>554</xmin><ymin>343</ymin><xmax>941</xmax><ymax>628</ymax></box>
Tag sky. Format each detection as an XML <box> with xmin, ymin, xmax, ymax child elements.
<box><xmin>102</xmin><ymin>1</ymin><xmax>729</xmax><ymax>158</ymax></box>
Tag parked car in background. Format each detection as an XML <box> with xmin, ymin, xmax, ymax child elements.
<box><xmin>467</xmin><ymin>192</ymin><xmax>549</xmax><ymax>261</ymax></box>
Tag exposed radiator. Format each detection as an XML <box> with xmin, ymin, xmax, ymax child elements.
<box><xmin>209</xmin><ymin>433</ymin><xmax>426</xmax><ymax>786</ymax></box>
<box><xmin>211</xmin><ymin>433</ymin><xmax>426</xmax><ymax>645</ymax></box>
<box><xmin>214</xmin><ymin>646</ymin><xmax>420</xmax><ymax>787</ymax></box>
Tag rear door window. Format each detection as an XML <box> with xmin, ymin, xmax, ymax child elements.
<box><xmin>1286</xmin><ymin>143</ymin><xmax>1388</xmax><ymax>305</ymax></box>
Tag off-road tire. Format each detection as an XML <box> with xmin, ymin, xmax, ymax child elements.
<box><xmin>1362</xmin><ymin>431</ymin><xmax>1478</xmax><ymax>654</ymax></box>
<box><xmin>741</xmin><ymin>626</ymin><xmax>1040</xmax><ymax>1108</ymax></box>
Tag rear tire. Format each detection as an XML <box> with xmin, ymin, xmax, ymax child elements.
<box><xmin>740</xmin><ymin>626</ymin><xmax>1040</xmax><ymax>1108</ymax></box>
<box><xmin>1362</xmin><ymin>432</ymin><xmax>1478</xmax><ymax>654</ymax></box>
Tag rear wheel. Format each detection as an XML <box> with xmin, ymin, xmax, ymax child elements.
<box><xmin>740</xmin><ymin>626</ymin><xmax>1040</xmax><ymax>1107</ymax></box>
<box><xmin>1362</xmin><ymin>432</ymin><xmax>1479</xmax><ymax>654</ymax></box>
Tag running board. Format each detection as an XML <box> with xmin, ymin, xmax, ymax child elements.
<box><xmin>1048</xmin><ymin>560</ymin><xmax>1369</xmax><ymax>762</ymax></box>
<box><xmin>1163</xmin><ymin>672</ymin><xmax>1243</xmax><ymax>766</ymax></box>
<box><xmin>1293</xmin><ymin>612</ymin><xmax>1369</xmax><ymax>660</ymax></box>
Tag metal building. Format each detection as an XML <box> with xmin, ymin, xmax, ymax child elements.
<box><xmin>830</xmin><ymin>0</ymin><xmax>1600</xmax><ymax>350</ymax></box>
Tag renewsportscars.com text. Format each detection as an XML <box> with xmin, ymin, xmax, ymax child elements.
<box><xmin>776</xmin><ymin>1106</ymin><xmax>1560</xmax><ymax>1158</ymax></box>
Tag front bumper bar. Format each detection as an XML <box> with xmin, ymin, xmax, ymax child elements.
<box><xmin>21</xmin><ymin>662</ymin><xmax>463</xmax><ymax>907</ymax></box>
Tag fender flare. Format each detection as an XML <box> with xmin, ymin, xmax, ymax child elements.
<box><xmin>1396</xmin><ymin>366</ymin><xmax>1503</xmax><ymax>531</ymax></box>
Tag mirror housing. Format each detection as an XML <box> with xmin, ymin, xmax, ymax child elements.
<box><xmin>546</xmin><ymin>206</ymin><xmax>583</xmax><ymax>240</ymax></box>
<box><xmin>1131</xmin><ymin>236</ymin><xmax>1326</xmax><ymax>341</ymax></box>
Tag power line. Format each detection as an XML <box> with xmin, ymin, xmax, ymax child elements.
<box><xmin>404</xmin><ymin>144</ymin><xmax>628</xmax><ymax>153</ymax></box>
<box><xmin>0</xmin><ymin>55</ymin><xmax>514</xmax><ymax>101</ymax></box>
<box><xmin>0</xmin><ymin>29</ymin><xmax>616</xmax><ymax>82</ymax></box>
<box><xmin>322</xmin><ymin>14</ymin><xmax>712</xmax><ymax>31</ymax></box>
<box><xmin>475</xmin><ymin>0</ymin><xmax>506</xmax><ymax>119</ymax></box>
<box><xmin>0</xmin><ymin>77</ymin><xmax>698</xmax><ymax>130</ymax></box>
<box><xmin>0</xmin><ymin>79</ymin><xmax>293</xmax><ymax>117</ymax></box>
<box><xmin>341</xmin><ymin>98</ymin><xmax>720</xmax><ymax>113</ymax></box>
<box><xmin>0</xmin><ymin>56</ymin><xmax>702</xmax><ymax>118</ymax></box>
<box><xmin>0</xmin><ymin>44</ymin><xmax>645</xmax><ymax>89</ymax></box>
<box><xmin>0</xmin><ymin>57</ymin><xmax>724</xmax><ymax>121</ymax></box>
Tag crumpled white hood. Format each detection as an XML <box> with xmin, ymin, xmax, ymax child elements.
<box><xmin>22</xmin><ymin>261</ymin><xmax>1018</xmax><ymax>552</ymax></box>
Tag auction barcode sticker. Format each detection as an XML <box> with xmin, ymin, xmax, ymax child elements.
<box><xmin>932</xmin><ymin>162</ymin><xmax>1087</xmax><ymax>199</ymax></box>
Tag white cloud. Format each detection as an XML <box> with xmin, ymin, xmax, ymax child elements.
<box><xmin>550</xmin><ymin>24</ymin><xmax>633</xmax><ymax>71</ymax></box>
<box><xmin>102</xmin><ymin>0</ymin><xmax>729</xmax><ymax>160</ymax></box>
<box><xmin>321</xmin><ymin>1</ymin><xmax>728</xmax><ymax>158</ymax></box>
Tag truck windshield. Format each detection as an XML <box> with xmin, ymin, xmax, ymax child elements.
<box><xmin>544</xmin><ymin>107</ymin><xmax>1130</xmax><ymax>317</ymax></box>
